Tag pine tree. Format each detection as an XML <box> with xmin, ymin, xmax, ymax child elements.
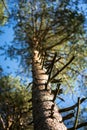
<box><xmin>6</xmin><ymin>0</ymin><xmax>86</xmax><ymax>129</ymax></box>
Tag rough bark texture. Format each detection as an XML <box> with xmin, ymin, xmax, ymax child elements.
<box><xmin>32</xmin><ymin>41</ymin><xmax>67</xmax><ymax>130</ymax></box>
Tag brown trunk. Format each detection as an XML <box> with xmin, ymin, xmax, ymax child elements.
<box><xmin>32</xmin><ymin>42</ymin><xmax>67</xmax><ymax>130</ymax></box>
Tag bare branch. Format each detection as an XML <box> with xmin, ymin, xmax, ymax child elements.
<box><xmin>74</xmin><ymin>97</ymin><xmax>80</xmax><ymax>130</ymax></box>
<box><xmin>68</xmin><ymin>122</ymin><xmax>87</xmax><ymax>130</ymax></box>
<box><xmin>47</xmin><ymin>52</ymin><xmax>57</xmax><ymax>76</ymax></box>
<box><xmin>59</xmin><ymin>98</ymin><xmax>87</xmax><ymax>113</ymax></box>
<box><xmin>45</xmin><ymin>53</ymin><xmax>57</xmax><ymax>89</ymax></box>
<box><xmin>50</xmin><ymin>56</ymin><xmax>75</xmax><ymax>82</ymax></box>
<box><xmin>62</xmin><ymin>112</ymin><xmax>74</xmax><ymax>121</ymax></box>
<box><xmin>52</xmin><ymin>83</ymin><xmax>60</xmax><ymax>102</ymax></box>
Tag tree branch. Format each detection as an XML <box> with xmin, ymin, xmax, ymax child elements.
<box><xmin>47</xmin><ymin>52</ymin><xmax>57</xmax><ymax>76</ymax></box>
<box><xmin>0</xmin><ymin>115</ymin><xmax>6</xmax><ymax>129</ymax></box>
<box><xmin>45</xmin><ymin>53</ymin><xmax>57</xmax><ymax>90</ymax></box>
<box><xmin>62</xmin><ymin>112</ymin><xmax>74</xmax><ymax>121</ymax></box>
<box><xmin>74</xmin><ymin>97</ymin><xmax>80</xmax><ymax>130</ymax></box>
<box><xmin>50</xmin><ymin>56</ymin><xmax>75</xmax><ymax>82</ymax></box>
<box><xmin>45</xmin><ymin>22</ymin><xmax>82</xmax><ymax>50</ymax></box>
<box><xmin>45</xmin><ymin>35</ymin><xmax>70</xmax><ymax>50</ymax></box>
<box><xmin>59</xmin><ymin>98</ymin><xmax>87</xmax><ymax>113</ymax></box>
<box><xmin>68</xmin><ymin>122</ymin><xmax>87</xmax><ymax>130</ymax></box>
<box><xmin>52</xmin><ymin>83</ymin><xmax>61</xmax><ymax>102</ymax></box>
<box><xmin>1</xmin><ymin>0</ymin><xmax>10</xmax><ymax>15</ymax></box>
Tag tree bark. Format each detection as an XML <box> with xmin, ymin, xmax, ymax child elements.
<box><xmin>32</xmin><ymin>41</ymin><xmax>67</xmax><ymax>130</ymax></box>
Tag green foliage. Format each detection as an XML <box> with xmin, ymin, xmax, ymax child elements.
<box><xmin>7</xmin><ymin>0</ymin><xmax>86</xmax><ymax>91</ymax></box>
<box><xmin>0</xmin><ymin>76</ymin><xmax>33</xmax><ymax>130</ymax></box>
<box><xmin>0</xmin><ymin>0</ymin><xmax>8</xmax><ymax>25</ymax></box>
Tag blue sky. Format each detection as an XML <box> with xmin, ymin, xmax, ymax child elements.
<box><xmin>0</xmin><ymin>25</ymin><xmax>20</xmax><ymax>75</ymax></box>
<box><xmin>0</xmin><ymin>24</ymin><xmax>32</xmax><ymax>84</ymax></box>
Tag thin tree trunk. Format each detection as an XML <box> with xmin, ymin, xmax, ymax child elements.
<box><xmin>32</xmin><ymin>43</ymin><xmax>67</xmax><ymax>130</ymax></box>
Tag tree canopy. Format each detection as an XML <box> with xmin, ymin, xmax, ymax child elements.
<box><xmin>6</xmin><ymin>0</ymin><xmax>87</xmax><ymax>89</ymax></box>
<box><xmin>0</xmin><ymin>76</ymin><xmax>33</xmax><ymax>130</ymax></box>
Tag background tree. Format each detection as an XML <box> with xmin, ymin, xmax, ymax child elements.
<box><xmin>0</xmin><ymin>76</ymin><xmax>33</xmax><ymax>130</ymax></box>
<box><xmin>1</xmin><ymin>0</ymin><xmax>87</xmax><ymax>130</ymax></box>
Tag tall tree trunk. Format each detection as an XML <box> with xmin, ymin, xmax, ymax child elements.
<box><xmin>32</xmin><ymin>40</ymin><xmax>67</xmax><ymax>130</ymax></box>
